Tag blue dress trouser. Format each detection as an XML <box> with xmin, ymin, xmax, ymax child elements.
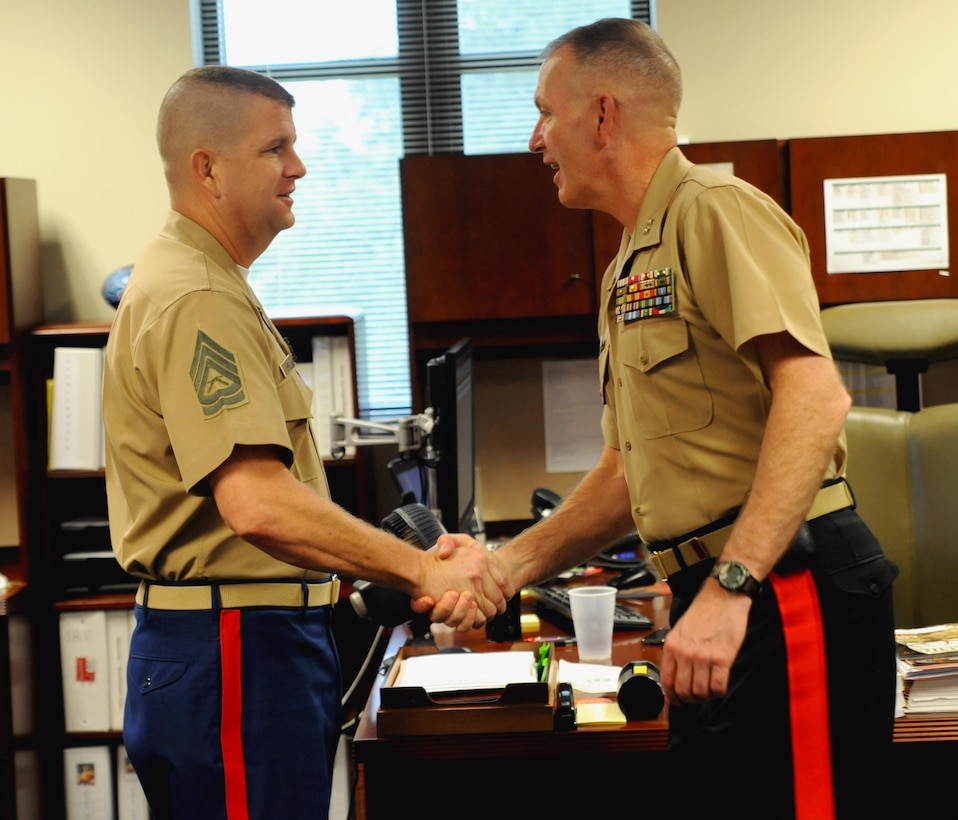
<box><xmin>124</xmin><ymin>604</ymin><xmax>341</xmax><ymax>820</ymax></box>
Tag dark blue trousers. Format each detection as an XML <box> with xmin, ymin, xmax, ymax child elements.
<box><xmin>124</xmin><ymin>604</ymin><xmax>341</xmax><ymax>820</ymax></box>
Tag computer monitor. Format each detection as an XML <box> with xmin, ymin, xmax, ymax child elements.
<box><xmin>426</xmin><ymin>338</ymin><xmax>476</xmax><ymax>535</ymax></box>
<box><xmin>387</xmin><ymin>455</ymin><xmax>428</xmax><ymax>506</ymax></box>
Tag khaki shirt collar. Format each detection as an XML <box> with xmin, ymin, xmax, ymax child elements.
<box><xmin>608</xmin><ymin>146</ymin><xmax>692</xmax><ymax>291</ymax></box>
<box><xmin>162</xmin><ymin>211</ymin><xmax>244</xmax><ymax>279</ymax></box>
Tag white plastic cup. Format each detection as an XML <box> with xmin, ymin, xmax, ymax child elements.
<box><xmin>568</xmin><ymin>585</ymin><xmax>616</xmax><ymax>664</ymax></box>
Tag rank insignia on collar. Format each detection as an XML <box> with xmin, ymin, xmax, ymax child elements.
<box><xmin>190</xmin><ymin>330</ymin><xmax>248</xmax><ymax>417</ymax></box>
<box><xmin>614</xmin><ymin>267</ymin><xmax>675</xmax><ymax>324</ymax></box>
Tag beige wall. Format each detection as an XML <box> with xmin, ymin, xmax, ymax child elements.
<box><xmin>0</xmin><ymin>0</ymin><xmax>193</xmax><ymax>324</ymax></box>
<box><xmin>3</xmin><ymin>0</ymin><xmax>957</xmax><ymax>520</ymax></box>
<box><xmin>2</xmin><ymin>0</ymin><xmax>956</xmax><ymax>325</ymax></box>
<box><xmin>657</xmin><ymin>0</ymin><xmax>958</xmax><ymax>142</ymax></box>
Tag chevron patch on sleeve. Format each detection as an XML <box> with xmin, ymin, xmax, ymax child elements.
<box><xmin>190</xmin><ymin>330</ymin><xmax>247</xmax><ymax>417</ymax></box>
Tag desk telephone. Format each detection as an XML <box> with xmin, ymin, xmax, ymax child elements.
<box><xmin>532</xmin><ymin>487</ymin><xmax>655</xmax><ymax>588</ymax></box>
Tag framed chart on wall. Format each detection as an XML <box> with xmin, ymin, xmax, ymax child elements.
<box><xmin>789</xmin><ymin>131</ymin><xmax>958</xmax><ymax>305</ymax></box>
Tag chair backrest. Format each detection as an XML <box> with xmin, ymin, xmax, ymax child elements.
<box><xmin>844</xmin><ymin>403</ymin><xmax>958</xmax><ymax>627</ymax></box>
<box><xmin>844</xmin><ymin>406</ymin><xmax>917</xmax><ymax>626</ymax></box>
<box><xmin>909</xmin><ymin>404</ymin><xmax>958</xmax><ymax>627</ymax></box>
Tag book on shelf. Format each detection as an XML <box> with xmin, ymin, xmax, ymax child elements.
<box><xmin>895</xmin><ymin>623</ymin><xmax>958</xmax><ymax>714</ymax></box>
<box><xmin>308</xmin><ymin>334</ymin><xmax>356</xmax><ymax>459</ymax></box>
<box><xmin>15</xmin><ymin>750</ymin><xmax>41</xmax><ymax>820</ymax></box>
<box><xmin>49</xmin><ymin>346</ymin><xmax>106</xmax><ymax>471</ymax></box>
<box><xmin>117</xmin><ymin>745</ymin><xmax>150</xmax><ymax>820</ymax></box>
<box><xmin>106</xmin><ymin>610</ymin><xmax>136</xmax><ymax>731</ymax></box>
<box><xmin>59</xmin><ymin>610</ymin><xmax>110</xmax><ymax>733</ymax></box>
<box><xmin>63</xmin><ymin>745</ymin><xmax>113</xmax><ymax>820</ymax></box>
<box><xmin>8</xmin><ymin>613</ymin><xmax>36</xmax><ymax>736</ymax></box>
<box><xmin>60</xmin><ymin>608</ymin><xmax>135</xmax><ymax>733</ymax></box>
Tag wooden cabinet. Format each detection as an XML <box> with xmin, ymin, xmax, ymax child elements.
<box><xmin>401</xmin><ymin>153</ymin><xmax>599</xmax><ymax>402</ymax></box>
<box><xmin>26</xmin><ymin>315</ymin><xmax>371</xmax><ymax>819</ymax></box>
<box><xmin>0</xmin><ymin>178</ymin><xmax>42</xmax><ymax>820</ymax></box>
<box><xmin>401</xmin><ymin>152</ymin><xmax>596</xmax><ymax>324</ymax></box>
<box><xmin>590</xmin><ymin>138</ymin><xmax>790</xmax><ymax>271</ymax></box>
<box><xmin>0</xmin><ymin>178</ymin><xmax>43</xmax><ymax>583</ymax></box>
<box><xmin>400</xmin><ymin>145</ymin><xmax>791</xmax><ymax>403</ymax></box>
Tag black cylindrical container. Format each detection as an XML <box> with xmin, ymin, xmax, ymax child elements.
<box><xmin>617</xmin><ymin>660</ymin><xmax>665</xmax><ymax>720</ymax></box>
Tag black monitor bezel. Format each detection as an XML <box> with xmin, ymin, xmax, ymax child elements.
<box><xmin>426</xmin><ymin>338</ymin><xmax>475</xmax><ymax>535</ymax></box>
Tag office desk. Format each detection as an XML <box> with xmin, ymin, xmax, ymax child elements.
<box><xmin>351</xmin><ymin>591</ymin><xmax>673</xmax><ymax>818</ymax></box>
<box><xmin>351</xmin><ymin>584</ymin><xmax>958</xmax><ymax>817</ymax></box>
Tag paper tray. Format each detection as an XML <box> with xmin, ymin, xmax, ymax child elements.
<box><xmin>377</xmin><ymin>644</ymin><xmax>557</xmax><ymax>736</ymax></box>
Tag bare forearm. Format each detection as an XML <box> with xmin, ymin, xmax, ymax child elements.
<box><xmin>496</xmin><ymin>445</ymin><xmax>635</xmax><ymax>589</ymax></box>
<box><xmin>217</xmin><ymin>462</ymin><xmax>430</xmax><ymax>591</ymax></box>
<box><xmin>718</xmin><ymin>344</ymin><xmax>850</xmax><ymax>580</ymax></box>
<box><xmin>210</xmin><ymin>447</ymin><xmax>511</xmax><ymax>627</ymax></box>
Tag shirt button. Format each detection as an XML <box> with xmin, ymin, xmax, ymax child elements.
<box><xmin>639</xmin><ymin>352</ymin><xmax>649</xmax><ymax>366</ymax></box>
<box><xmin>624</xmin><ymin>441</ymin><xmax>632</xmax><ymax>451</ymax></box>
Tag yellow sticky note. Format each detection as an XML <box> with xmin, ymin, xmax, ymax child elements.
<box><xmin>575</xmin><ymin>698</ymin><xmax>627</xmax><ymax>725</ymax></box>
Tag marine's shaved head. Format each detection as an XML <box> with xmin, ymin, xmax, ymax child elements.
<box><xmin>157</xmin><ymin>65</ymin><xmax>295</xmax><ymax>191</ymax></box>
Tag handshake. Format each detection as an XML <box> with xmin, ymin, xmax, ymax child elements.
<box><xmin>350</xmin><ymin>503</ymin><xmax>515</xmax><ymax>631</ymax></box>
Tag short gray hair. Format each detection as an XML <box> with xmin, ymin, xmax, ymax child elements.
<box><xmin>542</xmin><ymin>18</ymin><xmax>682</xmax><ymax>112</ymax></box>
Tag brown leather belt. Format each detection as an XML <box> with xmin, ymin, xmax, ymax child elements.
<box><xmin>136</xmin><ymin>578</ymin><xmax>340</xmax><ymax>610</ymax></box>
<box><xmin>648</xmin><ymin>480</ymin><xmax>855</xmax><ymax>581</ymax></box>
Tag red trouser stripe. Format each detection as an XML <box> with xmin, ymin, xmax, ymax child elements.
<box><xmin>220</xmin><ymin>609</ymin><xmax>250</xmax><ymax>820</ymax></box>
<box><xmin>768</xmin><ymin>570</ymin><xmax>835</xmax><ymax>820</ymax></box>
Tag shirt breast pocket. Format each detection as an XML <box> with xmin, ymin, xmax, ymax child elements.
<box><xmin>618</xmin><ymin>316</ymin><xmax>712</xmax><ymax>439</ymax></box>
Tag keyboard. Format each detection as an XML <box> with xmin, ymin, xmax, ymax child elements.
<box><xmin>526</xmin><ymin>585</ymin><xmax>653</xmax><ymax>632</ymax></box>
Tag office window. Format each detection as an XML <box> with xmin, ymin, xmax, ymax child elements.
<box><xmin>195</xmin><ymin>0</ymin><xmax>653</xmax><ymax>417</ymax></box>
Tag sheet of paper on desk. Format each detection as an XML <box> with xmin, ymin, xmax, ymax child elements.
<box><xmin>557</xmin><ymin>660</ymin><xmax>620</xmax><ymax>695</ymax></box>
<box><xmin>395</xmin><ymin>652</ymin><xmax>537</xmax><ymax>694</ymax></box>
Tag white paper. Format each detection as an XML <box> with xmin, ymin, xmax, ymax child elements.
<box><xmin>395</xmin><ymin>651</ymin><xmax>536</xmax><ymax>693</ymax></box>
<box><xmin>542</xmin><ymin>359</ymin><xmax>604</xmax><ymax>473</ymax></box>
<box><xmin>557</xmin><ymin>659</ymin><xmax>620</xmax><ymax>695</ymax></box>
<box><xmin>823</xmin><ymin>173</ymin><xmax>949</xmax><ymax>274</ymax></box>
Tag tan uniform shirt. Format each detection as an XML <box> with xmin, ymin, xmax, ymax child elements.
<box><xmin>599</xmin><ymin>147</ymin><xmax>845</xmax><ymax>544</ymax></box>
<box><xmin>103</xmin><ymin>211</ymin><xmax>331</xmax><ymax>580</ymax></box>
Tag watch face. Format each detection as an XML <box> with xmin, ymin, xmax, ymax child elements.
<box><xmin>719</xmin><ymin>562</ymin><xmax>748</xmax><ymax>589</ymax></box>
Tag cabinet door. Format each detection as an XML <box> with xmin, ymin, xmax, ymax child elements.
<box><xmin>401</xmin><ymin>153</ymin><xmax>595</xmax><ymax>323</ymax></box>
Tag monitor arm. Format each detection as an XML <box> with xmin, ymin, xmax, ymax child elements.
<box><xmin>329</xmin><ymin>409</ymin><xmax>434</xmax><ymax>459</ymax></box>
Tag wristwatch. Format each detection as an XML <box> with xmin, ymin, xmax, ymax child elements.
<box><xmin>710</xmin><ymin>560</ymin><xmax>762</xmax><ymax>599</ymax></box>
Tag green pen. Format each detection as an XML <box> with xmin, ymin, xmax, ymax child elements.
<box><xmin>537</xmin><ymin>643</ymin><xmax>551</xmax><ymax>682</ymax></box>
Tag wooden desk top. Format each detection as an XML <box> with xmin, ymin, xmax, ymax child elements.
<box><xmin>351</xmin><ymin>583</ymin><xmax>958</xmax><ymax>756</ymax></box>
<box><xmin>352</xmin><ymin>588</ymin><xmax>673</xmax><ymax>762</ymax></box>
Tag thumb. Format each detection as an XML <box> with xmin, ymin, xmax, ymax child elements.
<box><xmin>410</xmin><ymin>595</ymin><xmax>436</xmax><ymax>614</ymax></box>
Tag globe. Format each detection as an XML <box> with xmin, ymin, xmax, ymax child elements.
<box><xmin>102</xmin><ymin>264</ymin><xmax>133</xmax><ymax>308</ymax></box>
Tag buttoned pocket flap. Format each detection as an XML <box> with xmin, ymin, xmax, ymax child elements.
<box><xmin>129</xmin><ymin>655</ymin><xmax>188</xmax><ymax>695</ymax></box>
